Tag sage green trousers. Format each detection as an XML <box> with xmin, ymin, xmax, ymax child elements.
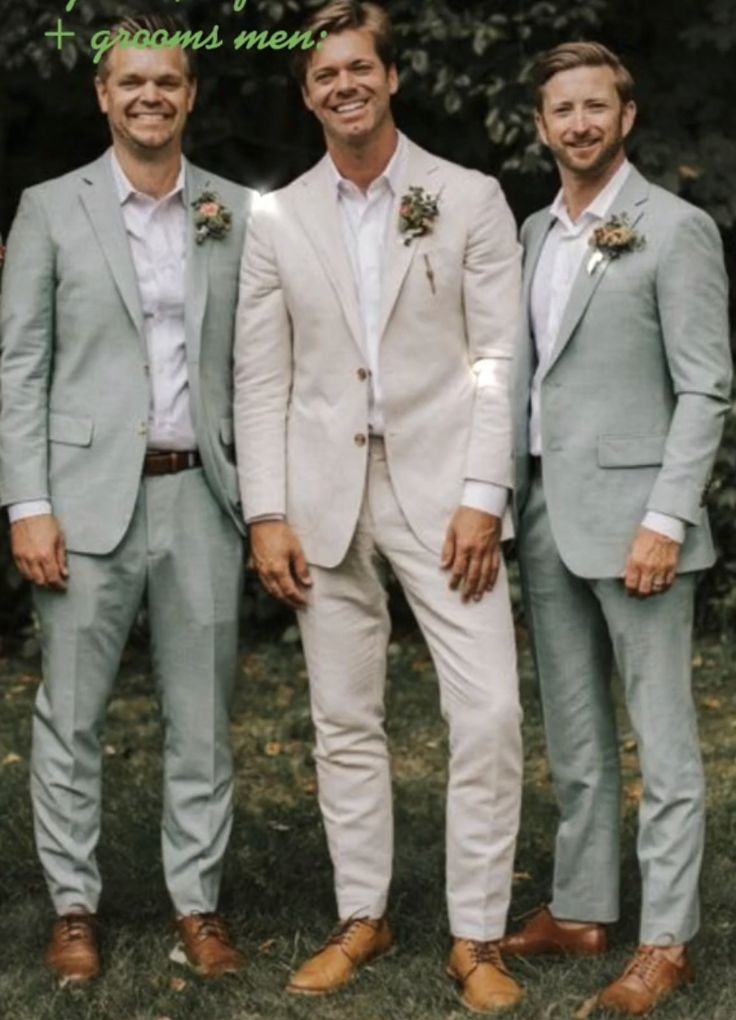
<box><xmin>518</xmin><ymin>472</ymin><xmax>703</xmax><ymax>945</ymax></box>
<box><xmin>31</xmin><ymin>468</ymin><xmax>243</xmax><ymax>916</ymax></box>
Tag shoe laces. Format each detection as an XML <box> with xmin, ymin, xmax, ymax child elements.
<box><xmin>467</xmin><ymin>939</ymin><xmax>506</xmax><ymax>971</ymax></box>
<box><xmin>191</xmin><ymin>912</ymin><xmax>233</xmax><ymax>946</ymax></box>
<box><xmin>324</xmin><ymin>917</ymin><xmax>376</xmax><ymax>950</ymax></box>
<box><xmin>58</xmin><ymin>915</ymin><xmax>93</xmax><ymax>944</ymax></box>
<box><xmin>624</xmin><ymin>945</ymin><xmax>671</xmax><ymax>988</ymax></box>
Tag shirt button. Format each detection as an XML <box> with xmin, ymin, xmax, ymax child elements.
<box><xmin>357</xmin><ymin>368</ymin><xmax>368</xmax><ymax>381</ymax></box>
<box><xmin>354</xmin><ymin>433</ymin><xmax>367</xmax><ymax>447</ymax></box>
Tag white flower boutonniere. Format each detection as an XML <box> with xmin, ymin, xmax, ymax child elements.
<box><xmin>192</xmin><ymin>191</ymin><xmax>232</xmax><ymax>245</ymax></box>
<box><xmin>398</xmin><ymin>186</ymin><xmax>441</xmax><ymax>246</ymax></box>
<box><xmin>587</xmin><ymin>212</ymin><xmax>646</xmax><ymax>275</ymax></box>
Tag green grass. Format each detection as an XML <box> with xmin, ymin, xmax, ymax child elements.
<box><xmin>0</xmin><ymin>624</ymin><xmax>735</xmax><ymax>1020</ymax></box>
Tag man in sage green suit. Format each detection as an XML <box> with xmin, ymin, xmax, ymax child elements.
<box><xmin>502</xmin><ymin>43</ymin><xmax>731</xmax><ymax>1014</ymax></box>
<box><xmin>0</xmin><ymin>18</ymin><xmax>253</xmax><ymax>982</ymax></box>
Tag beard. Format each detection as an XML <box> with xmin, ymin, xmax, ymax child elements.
<box><xmin>547</xmin><ymin>119</ymin><xmax>627</xmax><ymax>179</ymax></box>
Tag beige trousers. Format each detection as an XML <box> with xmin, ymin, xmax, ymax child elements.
<box><xmin>297</xmin><ymin>439</ymin><xmax>522</xmax><ymax>939</ymax></box>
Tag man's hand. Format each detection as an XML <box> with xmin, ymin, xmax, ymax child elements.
<box><xmin>10</xmin><ymin>514</ymin><xmax>68</xmax><ymax>591</ymax></box>
<box><xmin>623</xmin><ymin>526</ymin><xmax>681</xmax><ymax>598</ymax></box>
<box><xmin>249</xmin><ymin>520</ymin><xmax>312</xmax><ymax>609</ymax></box>
<box><xmin>441</xmin><ymin>506</ymin><xmax>501</xmax><ymax>602</ymax></box>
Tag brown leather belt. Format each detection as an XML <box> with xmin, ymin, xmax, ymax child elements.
<box><xmin>143</xmin><ymin>449</ymin><xmax>202</xmax><ymax>476</ymax></box>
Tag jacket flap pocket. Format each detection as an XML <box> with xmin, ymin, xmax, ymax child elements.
<box><xmin>48</xmin><ymin>412</ymin><xmax>94</xmax><ymax>447</ymax></box>
<box><xmin>597</xmin><ymin>434</ymin><xmax>666</xmax><ymax>468</ymax></box>
<box><xmin>220</xmin><ymin>417</ymin><xmax>234</xmax><ymax>445</ymax></box>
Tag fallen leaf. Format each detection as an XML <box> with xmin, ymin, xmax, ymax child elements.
<box><xmin>169</xmin><ymin>976</ymin><xmax>187</xmax><ymax>992</ymax></box>
<box><xmin>264</xmin><ymin>741</ymin><xmax>282</xmax><ymax>757</ymax></box>
<box><xmin>258</xmin><ymin>939</ymin><xmax>276</xmax><ymax>954</ymax></box>
<box><xmin>302</xmin><ymin>778</ymin><xmax>317</xmax><ymax>795</ymax></box>
<box><xmin>104</xmin><ymin>744</ymin><xmax>117</xmax><ymax>757</ymax></box>
<box><xmin>574</xmin><ymin>994</ymin><xmax>600</xmax><ymax>1019</ymax></box>
<box><xmin>268</xmin><ymin>821</ymin><xmax>291</xmax><ymax>832</ymax></box>
<box><xmin>621</xmin><ymin>738</ymin><xmax>637</xmax><ymax>753</ymax></box>
<box><xmin>512</xmin><ymin>871</ymin><xmax>532</xmax><ymax>882</ymax></box>
<box><xmin>691</xmin><ymin>654</ymin><xmax>703</xmax><ymax>668</ymax></box>
<box><xmin>702</xmin><ymin>696</ymin><xmax>722</xmax><ymax>710</ymax></box>
<box><xmin>2</xmin><ymin>753</ymin><xmax>21</xmax><ymax>767</ymax></box>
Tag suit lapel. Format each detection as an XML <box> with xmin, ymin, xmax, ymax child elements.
<box><xmin>292</xmin><ymin>158</ymin><xmax>364</xmax><ymax>353</ymax></box>
<box><xmin>377</xmin><ymin>141</ymin><xmax>441</xmax><ymax>341</ymax></box>
<box><xmin>184</xmin><ymin>163</ymin><xmax>211</xmax><ymax>365</ymax></box>
<box><xmin>544</xmin><ymin>166</ymin><xmax>650</xmax><ymax>376</ymax></box>
<box><xmin>79</xmin><ymin>152</ymin><xmax>145</xmax><ymax>345</ymax></box>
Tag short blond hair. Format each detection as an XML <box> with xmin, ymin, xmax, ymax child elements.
<box><xmin>533</xmin><ymin>42</ymin><xmax>634</xmax><ymax>110</ymax></box>
<box><xmin>291</xmin><ymin>1</ymin><xmax>395</xmax><ymax>85</ymax></box>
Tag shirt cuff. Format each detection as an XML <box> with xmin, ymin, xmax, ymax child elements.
<box><xmin>461</xmin><ymin>481</ymin><xmax>508</xmax><ymax>519</ymax></box>
<box><xmin>642</xmin><ymin>511</ymin><xmax>686</xmax><ymax>544</ymax></box>
<box><xmin>7</xmin><ymin>500</ymin><xmax>53</xmax><ymax>523</ymax></box>
<box><xmin>246</xmin><ymin>513</ymin><xmax>286</xmax><ymax>525</ymax></box>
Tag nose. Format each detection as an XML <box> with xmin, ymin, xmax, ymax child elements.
<box><xmin>139</xmin><ymin>80</ymin><xmax>162</xmax><ymax>104</ymax></box>
<box><xmin>570</xmin><ymin>107</ymin><xmax>590</xmax><ymax>134</ymax></box>
<box><xmin>334</xmin><ymin>69</ymin><xmax>357</xmax><ymax>94</ymax></box>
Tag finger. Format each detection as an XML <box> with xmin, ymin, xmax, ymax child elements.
<box><xmin>449</xmin><ymin>548</ymin><xmax>470</xmax><ymax>591</ymax></box>
<box><xmin>637</xmin><ymin>569</ymin><xmax>654</xmax><ymax>597</ymax></box>
<box><xmin>27</xmin><ymin>557</ymin><xmax>50</xmax><ymax>589</ymax></box>
<box><xmin>272</xmin><ymin>570</ymin><xmax>309</xmax><ymax>609</ymax></box>
<box><xmin>56</xmin><ymin>534</ymin><xmax>69</xmax><ymax>579</ymax></box>
<box><xmin>292</xmin><ymin>546</ymin><xmax>313</xmax><ymax>587</ymax></box>
<box><xmin>462</xmin><ymin>551</ymin><xmax>484</xmax><ymax>602</ymax></box>
<box><xmin>441</xmin><ymin>528</ymin><xmax>455</xmax><ymax>570</ymax></box>
<box><xmin>486</xmin><ymin>546</ymin><xmax>500</xmax><ymax>593</ymax></box>
<box><xmin>476</xmin><ymin>550</ymin><xmax>494</xmax><ymax>598</ymax></box>
<box><xmin>623</xmin><ymin>561</ymin><xmax>641</xmax><ymax>596</ymax></box>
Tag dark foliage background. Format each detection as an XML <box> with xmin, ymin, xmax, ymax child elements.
<box><xmin>0</xmin><ymin>0</ymin><xmax>734</xmax><ymax>640</ymax></box>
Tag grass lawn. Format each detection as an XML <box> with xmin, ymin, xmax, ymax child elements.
<box><xmin>0</xmin><ymin>614</ymin><xmax>734</xmax><ymax>1020</ymax></box>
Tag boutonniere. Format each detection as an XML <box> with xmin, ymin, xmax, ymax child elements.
<box><xmin>398</xmin><ymin>185</ymin><xmax>441</xmax><ymax>246</ymax></box>
<box><xmin>587</xmin><ymin>212</ymin><xmax>646</xmax><ymax>274</ymax></box>
<box><xmin>192</xmin><ymin>191</ymin><xmax>232</xmax><ymax>245</ymax></box>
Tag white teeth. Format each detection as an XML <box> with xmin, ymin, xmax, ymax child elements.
<box><xmin>335</xmin><ymin>101</ymin><xmax>366</xmax><ymax>113</ymax></box>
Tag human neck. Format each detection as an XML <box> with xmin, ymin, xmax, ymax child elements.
<box><xmin>560</xmin><ymin>151</ymin><xmax>627</xmax><ymax>222</ymax></box>
<box><xmin>327</xmin><ymin>123</ymin><xmax>399</xmax><ymax>193</ymax></box>
<box><xmin>112</xmin><ymin>143</ymin><xmax>182</xmax><ymax>199</ymax></box>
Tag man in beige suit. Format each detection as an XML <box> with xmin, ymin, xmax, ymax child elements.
<box><xmin>235</xmin><ymin>3</ymin><xmax>523</xmax><ymax>1011</ymax></box>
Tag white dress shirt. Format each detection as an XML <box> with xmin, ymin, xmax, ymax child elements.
<box><xmin>528</xmin><ymin>159</ymin><xmax>684</xmax><ymax>543</ymax></box>
<box><xmin>329</xmin><ymin>134</ymin><xmax>507</xmax><ymax>519</ymax></box>
<box><xmin>9</xmin><ymin>152</ymin><xmax>195</xmax><ymax>524</ymax></box>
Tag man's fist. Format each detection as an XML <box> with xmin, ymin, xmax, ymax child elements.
<box><xmin>623</xmin><ymin>526</ymin><xmax>680</xmax><ymax>598</ymax></box>
<box><xmin>249</xmin><ymin>520</ymin><xmax>312</xmax><ymax>609</ymax></box>
<box><xmin>10</xmin><ymin>514</ymin><xmax>68</xmax><ymax>591</ymax></box>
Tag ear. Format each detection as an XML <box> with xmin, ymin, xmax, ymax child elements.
<box><xmin>388</xmin><ymin>63</ymin><xmax>399</xmax><ymax>96</ymax></box>
<box><xmin>534</xmin><ymin>109</ymin><xmax>549</xmax><ymax>147</ymax></box>
<box><xmin>621</xmin><ymin>100</ymin><xmax>637</xmax><ymax>139</ymax></box>
<box><xmin>95</xmin><ymin>76</ymin><xmax>109</xmax><ymax>115</ymax></box>
<box><xmin>301</xmin><ymin>82</ymin><xmax>315</xmax><ymax>114</ymax></box>
<box><xmin>187</xmin><ymin>78</ymin><xmax>198</xmax><ymax>113</ymax></box>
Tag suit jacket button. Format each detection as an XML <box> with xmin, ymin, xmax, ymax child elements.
<box><xmin>354</xmin><ymin>433</ymin><xmax>367</xmax><ymax>447</ymax></box>
<box><xmin>357</xmin><ymin>368</ymin><xmax>368</xmax><ymax>381</ymax></box>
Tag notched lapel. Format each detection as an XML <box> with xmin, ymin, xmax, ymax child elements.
<box><xmin>293</xmin><ymin>161</ymin><xmax>364</xmax><ymax>353</ymax></box>
<box><xmin>79</xmin><ymin>155</ymin><xmax>145</xmax><ymax>344</ymax></box>
<box><xmin>544</xmin><ymin>168</ymin><xmax>649</xmax><ymax>377</ymax></box>
<box><xmin>377</xmin><ymin>147</ymin><xmax>440</xmax><ymax>341</ymax></box>
<box><xmin>184</xmin><ymin>166</ymin><xmax>210</xmax><ymax>366</ymax></box>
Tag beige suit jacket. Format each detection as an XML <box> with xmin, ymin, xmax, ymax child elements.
<box><xmin>234</xmin><ymin>139</ymin><xmax>521</xmax><ymax>567</ymax></box>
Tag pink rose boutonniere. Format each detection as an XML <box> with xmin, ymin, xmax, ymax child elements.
<box><xmin>192</xmin><ymin>191</ymin><xmax>232</xmax><ymax>245</ymax></box>
<box><xmin>587</xmin><ymin>212</ymin><xmax>646</xmax><ymax>275</ymax></box>
<box><xmin>398</xmin><ymin>186</ymin><xmax>441</xmax><ymax>247</ymax></box>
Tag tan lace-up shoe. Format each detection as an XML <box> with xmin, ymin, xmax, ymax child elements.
<box><xmin>447</xmin><ymin>938</ymin><xmax>523</xmax><ymax>1013</ymax></box>
<box><xmin>500</xmin><ymin>906</ymin><xmax>607</xmax><ymax>957</ymax></box>
<box><xmin>597</xmin><ymin>944</ymin><xmax>694</xmax><ymax>1015</ymax></box>
<box><xmin>46</xmin><ymin>912</ymin><xmax>100</xmax><ymax>984</ymax></box>
<box><xmin>172</xmin><ymin>913</ymin><xmax>245</xmax><ymax>977</ymax></box>
<box><xmin>287</xmin><ymin>917</ymin><xmax>392</xmax><ymax>995</ymax></box>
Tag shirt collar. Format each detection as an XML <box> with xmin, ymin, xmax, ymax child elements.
<box><xmin>550</xmin><ymin>158</ymin><xmax>632</xmax><ymax>231</ymax></box>
<box><xmin>328</xmin><ymin>131</ymin><xmax>407</xmax><ymax>198</ymax></box>
<box><xmin>110</xmin><ymin>148</ymin><xmax>186</xmax><ymax>206</ymax></box>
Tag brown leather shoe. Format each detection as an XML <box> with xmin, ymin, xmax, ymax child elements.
<box><xmin>172</xmin><ymin>913</ymin><xmax>245</xmax><ymax>978</ymax></box>
<box><xmin>447</xmin><ymin>939</ymin><xmax>523</xmax><ymax>1013</ymax></box>
<box><xmin>45</xmin><ymin>912</ymin><xmax>100</xmax><ymax>985</ymax></box>
<box><xmin>500</xmin><ymin>906</ymin><xmax>607</xmax><ymax>957</ymax></box>
<box><xmin>597</xmin><ymin>945</ymin><xmax>694</xmax><ymax>1015</ymax></box>
<box><xmin>287</xmin><ymin>917</ymin><xmax>392</xmax><ymax>995</ymax></box>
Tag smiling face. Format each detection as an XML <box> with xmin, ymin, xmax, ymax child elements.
<box><xmin>301</xmin><ymin>28</ymin><xmax>398</xmax><ymax>150</ymax></box>
<box><xmin>95</xmin><ymin>45</ymin><xmax>196</xmax><ymax>159</ymax></box>
<box><xmin>535</xmin><ymin>64</ymin><xmax>636</xmax><ymax>181</ymax></box>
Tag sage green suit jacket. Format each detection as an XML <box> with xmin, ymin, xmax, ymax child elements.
<box><xmin>0</xmin><ymin>151</ymin><xmax>252</xmax><ymax>552</ymax></box>
<box><xmin>512</xmin><ymin>166</ymin><xmax>732</xmax><ymax>578</ymax></box>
